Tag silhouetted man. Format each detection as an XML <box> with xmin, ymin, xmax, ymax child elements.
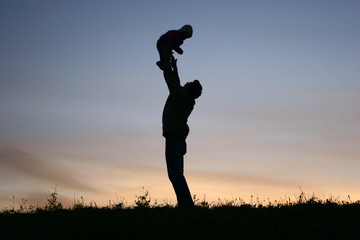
<box><xmin>162</xmin><ymin>57</ymin><xmax>202</xmax><ymax>207</ymax></box>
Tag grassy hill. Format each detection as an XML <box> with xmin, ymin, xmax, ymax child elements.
<box><xmin>1</xmin><ymin>191</ymin><xmax>360</xmax><ymax>239</ymax></box>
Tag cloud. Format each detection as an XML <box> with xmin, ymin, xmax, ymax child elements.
<box><xmin>0</xmin><ymin>147</ymin><xmax>97</xmax><ymax>192</ymax></box>
<box><xmin>0</xmin><ymin>190</ymin><xmax>75</xmax><ymax>209</ymax></box>
<box><xmin>98</xmin><ymin>161</ymin><xmax>297</xmax><ymax>191</ymax></box>
<box><xmin>187</xmin><ymin>170</ymin><xmax>297</xmax><ymax>189</ymax></box>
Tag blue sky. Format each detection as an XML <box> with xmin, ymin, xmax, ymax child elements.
<box><xmin>1</xmin><ymin>0</ymin><xmax>359</xmax><ymax>207</ymax></box>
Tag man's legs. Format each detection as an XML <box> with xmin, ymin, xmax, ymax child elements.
<box><xmin>165</xmin><ymin>135</ymin><xmax>194</xmax><ymax>207</ymax></box>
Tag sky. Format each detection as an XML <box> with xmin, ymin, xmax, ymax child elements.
<box><xmin>1</xmin><ymin>0</ymin><xmax>359</xmax><ymax>208</ymax></box>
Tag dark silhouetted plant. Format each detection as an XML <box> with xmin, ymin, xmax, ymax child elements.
<box><xmin>45</xmin><ymin>186</ymin><xmax>63</xmax><ymax>211</ymax></box>
<box><xmin>134</xmin><ymin>187</ymin><xmax>151</xmax><ymax>208</ymax></box>
<box><xmin>73</xmin><ymin>196</ymin><xmax>85</xmax><ymax>209</ymax></box>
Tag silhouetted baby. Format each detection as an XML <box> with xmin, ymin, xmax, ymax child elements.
<box><xmin>156</xmin><ymin>25</ymin><xmax>193</xmax><ymax>70</ymax></box>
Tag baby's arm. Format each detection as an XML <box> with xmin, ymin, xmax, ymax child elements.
<box><xmin>174</xmin><ymin>47</ymin><xmax>183</xmax><ymax>55</ymax></box>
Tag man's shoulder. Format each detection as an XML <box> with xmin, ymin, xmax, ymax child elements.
<box><xmin>168</xmin><ymin>84</ymin><xmax>183</xmax><ymax>94</ymax></box>
<box><xmin>172</xmin><ymin>86</ymin><xmax>194</xmax><ymax>102</ymax></box>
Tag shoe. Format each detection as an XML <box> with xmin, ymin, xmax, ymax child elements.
<box><xmin>156</xmin><ymin>61</ymin><xmax>164</xmax><ymax>70</ymax></box>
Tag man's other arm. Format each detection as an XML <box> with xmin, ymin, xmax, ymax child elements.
<box><xmin>163</xmin><ymin>58</ymin><xmax>180</xmax><ymax>92</ymax></box>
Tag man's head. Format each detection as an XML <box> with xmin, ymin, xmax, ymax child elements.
<box><xmin>185</xmin><ymin>80</ymin><xmax>202</xmax><ymax>99</ymax></box>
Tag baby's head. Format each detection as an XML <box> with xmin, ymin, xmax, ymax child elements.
<box><xmin>178</xmin><ymin>24</ymin><xmax>193</xmax><ymax>39</ymax></box>
<box><xmin>185</xmin><ymin>80</ymin><xmax>202</xmax><ymax>99</ymax></box>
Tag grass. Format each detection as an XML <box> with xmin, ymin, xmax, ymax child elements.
<box><xmin>1</xmin><ymin>189</ymin><xmax>360</xmax><ymax>239</ymax></box>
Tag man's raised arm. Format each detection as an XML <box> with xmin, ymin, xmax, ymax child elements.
<box><xmin>163</xmin><ymin>57</ymin><xmax>181</xmax><ymax>92</ymax></box>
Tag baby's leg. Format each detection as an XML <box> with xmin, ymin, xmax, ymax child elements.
<box><xmin>161</xmin><ymin>45</ymin><xmax>173</xmax><ymax>62</ymax></box>
<box><xmin>156</xmin><ymin>42</ymin><xmax>173</xmax><ymax>70</ymax></box>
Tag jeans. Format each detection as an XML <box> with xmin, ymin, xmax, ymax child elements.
<box><xmin>165</xmin><ymin>135</ymin><xmax>194</xmax><ymax>207</ymax></box>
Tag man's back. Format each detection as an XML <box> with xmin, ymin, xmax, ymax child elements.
<box><xmin>162</xmin><ymin>86</ymin><xmax>195</xmax><ymax>138</ymax></box>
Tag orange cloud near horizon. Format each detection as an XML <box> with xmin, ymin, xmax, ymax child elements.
<box><xmin>1</xmin><ymin>146</ymin><xmax>359</xmax><ymax>209</ymax></box>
